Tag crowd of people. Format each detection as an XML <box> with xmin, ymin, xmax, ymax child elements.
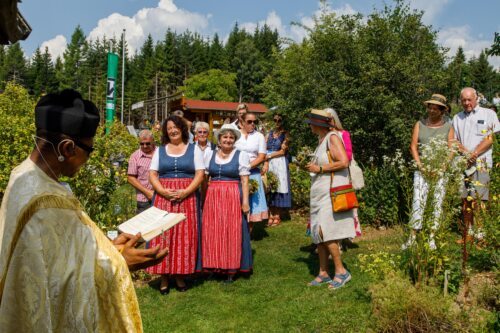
<box><xmin>0</xmin><ymin>86</ymin><xmax>497</xmax><ymax>331</ymax></box>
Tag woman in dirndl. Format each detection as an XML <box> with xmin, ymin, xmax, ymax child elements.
<box><xmin>202</xmin><ymin>124</ymin><xmax>252</xmax><ymax>281</ymax></box>
<box><xmin>235</xmin><ymin>112</ymin><xmax>268</xmax><ymax>233</ymax></box>
<box><xmin>305</xmin><ymin>109</ymin><xmax>355</xmax><ymax>290</ymax></box>
<box><xmin>147</xmin><ymin>115</ymin><xmax>205</xmax><ymax>294</ymax></box>
<box><xmin>262</xmin><ymin>114</ymin><xmax>292</xmax><ymax>226</ymax></box>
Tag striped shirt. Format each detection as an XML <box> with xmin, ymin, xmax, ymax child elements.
<box><xmin>127</xmin><ymin>148</ymin><xmax>154</xmax><ymax>202</ymax></box>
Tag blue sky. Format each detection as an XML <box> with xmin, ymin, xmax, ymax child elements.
<box><xmin>18</xmin><ymin>0</ymin><xmax>500</xmax><ymax>68</ymax></box>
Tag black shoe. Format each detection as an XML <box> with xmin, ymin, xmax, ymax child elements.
<box><xmin>160</xmin><ymin>286</ymin><xmax>170</xmax><ymax>295</ymax></box>
<box><xmin>176</xmin><ymin>285</ymin><xmax>188</xmax><ymax>292</ymax></box>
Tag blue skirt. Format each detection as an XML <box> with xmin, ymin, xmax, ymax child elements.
<box><xmin>249</xmin><ymin>170</ymin><xmax>269</xmax><ymax>222</ymax></box>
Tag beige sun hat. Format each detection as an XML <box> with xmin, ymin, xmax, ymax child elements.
<box><xmin>424</xmin><ymin>94</ymin><xmax>449</xmax><ymax>111</ymax></box>
<box><xmin>304</xmin><ymin>108</ymin><xmax>332</xmax><ymax>128</ymax></box>
<box><xmin>217</xmin><ymin>123</ymin><xmax>241</xmax><ymax>142</ymax></box>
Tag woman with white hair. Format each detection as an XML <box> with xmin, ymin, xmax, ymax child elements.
<box><xmin>194</xmin><ymin>121</ymin><xmax>216</xmax><ymax>159</ymax></box>
<box><xmin>201</xmin><ymin>124</ymin><xmax>252</xmax><ymax>280</ymax></box>
<box><xmin>324</xmin><ymin>108</ymin><xmax>361</xmax><ymax>237</ymax></box>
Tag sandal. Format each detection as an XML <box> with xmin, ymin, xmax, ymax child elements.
<box><xmin>267</xmin><ymin>216</ymin><xmax>278</xmax><ymax>227</ymax></box>
<box><xmin>308</xmin><ymin>275</ymin><xmax>332</xmax><ymax>286</ymax></box>
<box><xmin>274</xmin><ymin>216</ymin><xmax>281</xmax><ymax>226</ymax></box>
<box><xmin>328</xmin><ymin>271</ymin><xmax>351</xmax><ymax>290</ymax></box>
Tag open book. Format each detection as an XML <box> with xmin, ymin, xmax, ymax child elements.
<box><xmin>118</xmin><ymin>206</ymin><xmax>186</xmax><ymax>242</ymax></box>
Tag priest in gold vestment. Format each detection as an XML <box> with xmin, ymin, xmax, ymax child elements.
<box><xmin>0</xmin><ymin>90</ymin><xmax>168</xmax><ymax>332</ymax></box>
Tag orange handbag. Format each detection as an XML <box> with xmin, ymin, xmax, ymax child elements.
<box><xmin>330</xmin><ymin>184</ymin><xmax>359</xmax><ymax>212</ymax></box>
<box><xmin>327</xmin><ymin>145</ymin><xmax>359</xmax><ymax>213</ymax></box>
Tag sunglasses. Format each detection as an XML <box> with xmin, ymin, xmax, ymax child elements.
<box><xmin>197</xmin><ymin>130</ymin><xmax>208</xmax><ymax>134</ymax></box>
<box><xmin>73</xmin><ymin>139</ymin><xmax>94</xmax><ymax>155</ymax></box>
<box><xmin>140</xmin><ymin>142</ymin><xmax>152</xmax><ymax>146</ymax></box>
<box><xmin>246</xmin><ymin>119</ymin><xmax>259</xmax><ymax>125</ymax></box>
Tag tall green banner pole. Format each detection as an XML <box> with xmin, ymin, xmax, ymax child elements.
<box><xmin>106</xmin><ymin>52</ymin><xmax>119</xmax><ymax>134</ymax></box>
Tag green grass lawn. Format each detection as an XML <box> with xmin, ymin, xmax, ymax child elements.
<box><xmin>135</xmin><ymin>215</ymin><xmax>403</xmax><ymax>333</ymax></box>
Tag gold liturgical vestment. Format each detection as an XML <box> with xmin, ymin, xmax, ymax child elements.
<box><xmin>0</xmin><ymin>158</ymin><xmax>142</xmax><ymax>332</ymax></box>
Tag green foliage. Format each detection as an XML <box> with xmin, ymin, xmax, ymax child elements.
<box><xmin>358</xmin><ymin>155</ymin><xmax>405</xmax><ymax>227</ymax></box>
<box><xmin>181</xmin><ymin>69</ymin><xmax>237</xmax><ymax>101</ymax></box>
<box><xmin>289</xmin><ymin>163</ymin><xmax>311</xmax><ymax>209</ymax></box>
<box><xmin>369</xmin><ymin>273</ymin><xmax>489</xmax><ymax>332</ymax></box>
<box><xmin>0</xmin><ymin>83</ymin><xmax>35</xmax><ymax>198</ymax></box>
<box><xmin>358</xmin><ymin>251</ymin><xmax>402</xmax><ymax>280</ymax></box>
<box><xmin>67</xmin><ymin>121</ymin><xmax>138</xmax><ymax>229</ymax></box>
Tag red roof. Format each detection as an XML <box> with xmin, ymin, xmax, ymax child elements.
<box><xmin>184</xmin><ymin>99</ymin><xmax>268</xmax><ymax>113</ymax></box>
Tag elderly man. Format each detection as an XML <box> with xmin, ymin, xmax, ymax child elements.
<box><xmin>128</xmin><ymin>130</ymin><xmax>155</xmax><ymax>214</ymax></box>
<box><xmin>449</xmin><ymin>87</ymin><xmax>499</xmax><ymax>241</ymax></box>
<box><xmin>0</xmin><ymin>90</ymin><xmax>167</xmax><ymax>332</ymax></box>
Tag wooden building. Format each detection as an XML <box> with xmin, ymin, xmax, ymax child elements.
<box><xmin>169</xmin><ymin>95</ymin><xmax>268</xmax><ymax>132</ymax></box>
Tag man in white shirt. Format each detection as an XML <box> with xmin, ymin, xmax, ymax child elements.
<box><xmin>450</xmin><ymin>87</ymin><xmax>499</xmax><ymax>240</ymax></box>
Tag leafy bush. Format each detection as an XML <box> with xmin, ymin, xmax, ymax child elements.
<box><xmin>369</xmin><ymin>274</ymin><xmax>489</xmax><ymax>332</ymax></box>
<box><xmin>67</xmin><ymin>121</ymin><xmax>138</xmax><ymax>230</ymax></box>
<box><xmin>289</xmin><ymin>163</ymin><xmax>310</xmax><ymax>210</ymax></box>
<box><xmin>0</xmin><ymin>83</ymin><xmax>35</xmax><ymax>199</ymax></box>
<box><xmin>358</xmin><ymin>251</ymin><xmax>402</xmax><ymax>280</ymax></box>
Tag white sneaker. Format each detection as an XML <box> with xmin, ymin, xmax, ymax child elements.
<box><xmin>402</xmin><ymin>235</ymin><xmax>416</xmax><ymax>250</ymax></box>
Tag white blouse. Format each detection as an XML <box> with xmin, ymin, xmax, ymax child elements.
<box><xmin>150</xmin><ymin>144</ymin><xmax>205</xmax><ymax>171</ymax></box>
<box><xmin>234</xmin><ymin>131</ymin><xmax>266</xmax><ymax>163</ymax></box>
<box><xmin>204</xmin><ymin>149</ymin><xmax>251</xmax><ymax>176</ymax></box>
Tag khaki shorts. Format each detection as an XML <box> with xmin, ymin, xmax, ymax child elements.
<box><xmin>461</xmin><ymin>170</ymin><xmax>490</xmax><ymax>201</ymax></box>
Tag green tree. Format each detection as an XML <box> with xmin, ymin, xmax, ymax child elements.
<box><xmin>468</xmin><ymin>51</ymin><xmax>496</xmax><ymax>100</ymax></box>
<box><xmin>181</xmin><ymin>69</ymin><xmax>237</xmax><ymax>101</ymax></box>
<box><xmin>3</xmin><ymin>42</ymin><xmax>27</xmax><ymax>85</ymax></box>
<box><xmin>28</xmin><ymin>47</ymin><xmax>57</xmax><ymax>96</ymax></box>
<box><xmin>486</xmin><ymin>32</ymin><xmax>500</xmax><ymax>56</ymax></box>
<box><xmin>208</xmin><ymin>33</ymin><xmax>227</xmax><ymax>70</ymax></box>
<box><xmin>263</xmin><ymin>1</ymin><xmax>447</xmax><ymax>163</ymax></box>
<box><xmin>61</xmin><ymin>26</ymin><xmax>88</xmax><ymax>90</ymax></box>
<box><xmin>444</xmin><ymin>46</ymin><xmax>468</xmax><ymax>104</ymax></box>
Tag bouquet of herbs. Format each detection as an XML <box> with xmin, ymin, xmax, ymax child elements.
<box><xmin>266</xmin><ymin>172</ymin><xmax>279</xmax><ymax>193</ymax></box>
<box><xmin>295</xmin><ymin>146</ymin><xmax>314</xmax><ymax>169</ymax></box>
<box><xmin>249</xmin><ymin>179</ymin><xmax>259</xmax><ymax>194</ymax></box>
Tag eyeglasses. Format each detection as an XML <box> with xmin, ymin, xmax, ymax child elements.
<box><xmin>140</xmin><ymin>142</ymin><xmax>152</xmax><ymax>146</ymax></box>
<box><xmin>197</xmin><ymin>130</ymin><xmax>208</xmax><ymax>135</ymax></box>
<box><xmin>246</xmin><ymin>119</ymin><xmax>259</xmax><ymax>125</ymax></box>
<box><xmin>73</xmin><ymin>139</ymin><xmax>94</xmax><ymax>155</ymax></box>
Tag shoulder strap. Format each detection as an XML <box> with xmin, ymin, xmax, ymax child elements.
<box><xmin>325</xmin><ymin>131</ymin><xmax>353</xmax><ymax>185</ymax></box>
<box><xmin>0</xmin><ymin>194</ymin><xmax>81</xmax><ymax>305</ymax></box>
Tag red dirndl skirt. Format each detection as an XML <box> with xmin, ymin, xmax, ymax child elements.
<box><xmin>146</xmin><ymin>178</ymin><xmax>199</xmax><ymax>275</ymax></box>
<box><xmin>202</xmin><ymin>180</ymin><xmax>242</xmax><ymax>272</ymax></box>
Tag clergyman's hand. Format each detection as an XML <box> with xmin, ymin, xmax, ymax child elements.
<box><xmin>114</xmin><ymin>233</ymin><xmax>168</xmax><ymax>271</ymax></box>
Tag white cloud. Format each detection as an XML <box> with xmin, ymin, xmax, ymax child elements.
<box><xmin>87</xmin><ymin>0</ymin><xmax>210</xmax><ymax>54</ymax></box>
<box><xmin>40</xmin><ymin>35</ymin><xmax>67</xmax><ymax>60</ymax></box>
<box><xmin>438</xmin><ymin>25</ymin><xmax>500</xmax><ymax>69</ymax></box>
<box><xmin>239</xmin><ymin>4</ymin><xmax>357</xmax><ymax>44</ymax></box>
<box><xmin>409</xmin><ymin>0</ymin><xmax>450</xmax><ymax>25</ymax></box>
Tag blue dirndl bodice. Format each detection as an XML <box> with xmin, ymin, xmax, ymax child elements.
<box><xmin>267</xmin><ymin>130</ymin><xmax>286</xmax><ymax>152</ymax></box>
<box><xmin>158</xmin><ymin>144</ymin><xmax>196</xmax><ymax>179</ymax></box>
<box><xmin>208</xmin><ymin>150</ymin><xmax>241</xmax><ymax>181</ymax></box>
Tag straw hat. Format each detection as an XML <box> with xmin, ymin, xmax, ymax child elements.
<box><xmin>304</xmin><ymin>108</ymin><xmax>332</xmax><ymax>128</ymax></box>
<box><xmin>424</xmin><ymin>94</ymin><xmax>449</xmax><ymax>111</ymax></box>
<box><xmin>217</xmin><ymin>124</ymin><xmax>241</xmax><ymax>142</ymax></box>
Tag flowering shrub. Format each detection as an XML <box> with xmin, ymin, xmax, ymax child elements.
<box><xmin>265</xmin><ymin>171</ymin><xmax>279</xmax><ymax>193</ymax></box>
<box><xmin>358</xmin><ymin>251</ymin><xmax>402</xmax><ymax>280</ymax></box>
<box><xmin>0</xmin><ymin>83</ymin><xmax>35</xmax><ymax>199</ymax></box>
<box><xmin>67</xmin><ymin>121</ymin><xmax>138</xmax><ymax>230</ymax></box>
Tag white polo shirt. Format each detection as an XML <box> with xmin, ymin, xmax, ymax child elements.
<box><xmin>452</xmin><ymin>106</ymin><xmax>499</xmax><ymax>167</ymax></box>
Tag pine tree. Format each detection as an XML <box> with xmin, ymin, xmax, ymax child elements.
<box><xmin>61</xmin><ymin>26</ymin><xmax>88</xmax><ymax>90</ymax></box>
<box><xmin>208</xmin><ymin>33</ymin><xmax>226</xmax><ymax>70</ymax></box>
<box><xmin>445</xmin><ymin>46</ymin><xmax>468</xmax><ymax>104</ymax></box>
<box><xmin>468</xmin><ymin>51</ymin><xmax>496</xmax><ymax>100</ymax></box>
<box><xmin>3</xmin><ymin>42</ymin><xmax>27</xmax><ymax>85</ymax></box>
